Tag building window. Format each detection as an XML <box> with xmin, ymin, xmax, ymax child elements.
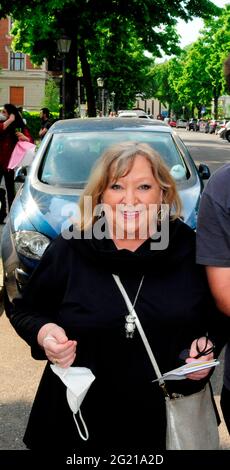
<box><xmin>10</xmin><ymin>52</ymin><xmax>24</xmax><ymax>71</ymax></box>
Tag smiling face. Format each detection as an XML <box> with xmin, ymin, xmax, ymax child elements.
<box><xmin>102</xmin><ymin>154</ymin><xmax>162</xmax><ymax>242</ymax></box>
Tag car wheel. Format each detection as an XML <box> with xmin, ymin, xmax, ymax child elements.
<box><xmin>226</xmin><ymin>131</ymin><xmax>230</xmax><ymax>143</ymax></box>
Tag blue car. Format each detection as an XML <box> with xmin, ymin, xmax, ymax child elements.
<box><xmin>1</xmin><ymin>118</ymin><xmax>210</xmax><ymax>312</ymax></box>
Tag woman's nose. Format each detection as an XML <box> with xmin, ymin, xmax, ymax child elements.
<box><xmin>122</xmin><ymin>188</ymin><xmax>137</xmax><ymax>204</ymax></box>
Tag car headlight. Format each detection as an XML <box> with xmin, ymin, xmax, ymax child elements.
<box><xmin>13</xmin><ymin>231</ymin><xmax>51</xmax><ymax>260</ymax></box>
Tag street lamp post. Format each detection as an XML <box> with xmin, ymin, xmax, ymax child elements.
<box><xmin>182</xmin><ymin>106</ymin><xmax>185</xmax><ymax>119</ymax></box>
<box><xmin>57</xmin><ymin>35</ymin><xmax>72</xmax><ymax>119</ymax></box>
<box><xmin>111</xmin><ymin>91</ymin><xmax>116</xmax><ymax>113</ymax></box>
<box><xmin>97</xmin><ymin>77</ymin><xmax>104</xmax><ymax>116</ymax></box>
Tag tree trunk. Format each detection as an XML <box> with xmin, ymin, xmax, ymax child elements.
<box><xmin>213</xmin><ymin>87</ymin><xmax>220</xmax><ymax>120</ymax></box>
<box><xmin>197</xmin><ymin>104</ymin><xmax>202</xmax><ymax>119</ymax></box>
<box><xmin>65</xmin><ymin>37</ymin><xmax>78</xmax><ymax>118</ymax></box>
<box><xmin>79</xmin><ymin>42</ymin><xmax>96</xmax><ymax>117</ymax></box>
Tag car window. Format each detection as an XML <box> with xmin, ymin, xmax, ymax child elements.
<box><xmin>40</xmin><ymin>131</ymin><xmax>188</xmax><ymax>188</ymax></box>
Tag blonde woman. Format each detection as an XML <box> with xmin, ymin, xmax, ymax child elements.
<box><xmin>11</xmin><ymin>142</ymin><xmax>225</xmax><ymax>452</ymax></box>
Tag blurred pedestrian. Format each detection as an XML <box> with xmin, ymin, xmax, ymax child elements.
<box><xmin>39</xmin><ymin>108</ymin><xmax>52</xmax><ymax>140</ymax></box>
<box><xmin>0</xmin><ymin>104</ymin><xmax>33</xmax><ymax>219</ymax></box>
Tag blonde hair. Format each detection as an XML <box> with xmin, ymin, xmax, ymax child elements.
<box><xmin>78</xmin><ymin>141</ymin><xmax>182</xmax><ymax>230</ymax></box>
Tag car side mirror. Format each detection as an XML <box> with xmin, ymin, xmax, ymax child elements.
<box><xmin>198</xmin><ymin>163</ymin><xmax>210</xmax><ymax>180</ymax></box>
<box><xmin>14</xmin><ymin>166</ymin><xmax>27</xmax><ymax>183</ymax></box>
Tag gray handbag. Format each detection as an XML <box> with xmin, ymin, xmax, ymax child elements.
<box><xmin>113</xmin><ymin>274</ymin><xmax>220</xmax><ymax>450</ymax></box>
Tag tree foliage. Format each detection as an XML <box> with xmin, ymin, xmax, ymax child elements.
<box><xmin>150</xmin><ymin>5</ymin><xmax>230</xmax><ymax>119</ymax></box>
<box><xmin>0</xmin><ymin>0</ymin><xmax>221</xmax><ymax>116</ymax></box>
<box><xmin>41</xmin><ymin>78</ymin><xmax>60</xmax><ymax>112</ymax></box>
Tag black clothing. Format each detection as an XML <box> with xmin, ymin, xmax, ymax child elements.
<box><xmin>0</xmin><ymin>167</ymin><xmax>15</xmax><ymax>211</ymax></box>
<box><xmin>40</xmin><ymin>118</ymin><xmax>52</xmax><ymax>139</ymax></box>
<box><xmin>11</xmin><ymin>219</ymin><xmax>226</xmax><ymax>452</ymax></box>
<box><xmin>0</xmin><ymin>186</ymin><xmax>7</xmax><ymax>222</ymax></box>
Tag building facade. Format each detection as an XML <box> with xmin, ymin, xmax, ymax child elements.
<box><xmin>135</xmin><ymin>96</ymin><xmax>168</xmax><ymax>119</ymax></box>
<box><xmin>0</xmin><ymin>17</ymin><xmax>49</xmax><ymax>110</ymax></box>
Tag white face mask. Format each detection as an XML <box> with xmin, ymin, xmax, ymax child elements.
<box><xmin>51</xmin><ymin>365</ymin><xmax>95</xmax><ymax>440</ymax></box>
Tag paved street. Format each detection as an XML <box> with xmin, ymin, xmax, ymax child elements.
<box><xmin>0</xmin><ymin>129</ymin><xmax>229</xmax><ymax>451</ymax></box>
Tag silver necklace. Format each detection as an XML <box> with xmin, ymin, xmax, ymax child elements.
<box><xmin>125</xmin><ymin>275</ymin><xmax>144</xmax><ymax>338</ymax></box>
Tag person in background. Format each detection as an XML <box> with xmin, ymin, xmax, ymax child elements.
<box><xmin>10</xmin><ymin>142</ymin><xmax>226</xmax><ymax>452</ymax></box>
<box><xmin>0</xmin><ymin>103</ymin><xmax>33</xmax><ymax>218</ymax></box>
<box><xmin>17</xmin><ymin>106</ymin><xmax>27</xmax><ymax>125</ymax></box>
<box><xmin>196</xmin><ymin>53</ymin><xmax>230</xmax><ymax>435</ymax></box>
<box><xmin>0</xmin><ymin>104</ymin><xmax>33</xmax><ymax>219</ymax></box>
<box><xmin>0</xmin><ymin>110</ymin><xmax>15</xmax><ymax>222</ymax></box>
<box><xmin>39</xmin><ymin>107</ymin><xmax>52</xmax><ymax>140</ymax></box>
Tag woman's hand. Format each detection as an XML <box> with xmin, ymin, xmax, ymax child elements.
<box><xmin>16</xmin><ymin>131</ymin><xmax>29</xmax><ymax>142</ymax></box>
<box><xmin>37</xmin><ymin>323</ymin><xmax>77</xmax><ymax>368</ymax></box>
<box><xmin>186</xmin><ymin>336</ymin><xmax>214</xmax><ymax>381</ymax></box>
<box><xmin>2</xmin><ymin>113</ymin><xmax>15</xmax><ymax>129</ymax></box>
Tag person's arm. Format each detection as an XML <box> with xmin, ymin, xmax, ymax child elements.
<box><xmin>206</xmin><ymin>266</ymin><xmax>230</xmax><ymax>316</ymax></box>
<box><xmin>39</xmin><ymin>127</ymin><xmax>48</xmax><ymax>138</ymax></box>
<box><xmin>16</xmin><ymin>131</ymin><xmax>30</xmax><ymax>142</ymax></box>
<box><xmin>11</xmin><ymin>236</ymin><xmax>74</xmax><ymax>362</ymax></box>
<box><xmin>2</xmin><ymin>113</ymin><xmax>15</xmax><ymax>129</ymax></box>
<box><xmin>197</xmin><ymin>182</ymin><xmax>230</xmax><ymax>315</ymax></box>
<box><xmin>16</xmin><ymin>127</ymin><xmax>34</xmax><ymax>143</ymax></box>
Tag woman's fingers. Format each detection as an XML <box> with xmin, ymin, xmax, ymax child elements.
<box><xmin>48</xmin><ymin>351</ymin><xmax>76</xmax><ymax>368</ymax></box>
<box><xmin>186</xmin><ymin>368</ymin><xmax>212</xmax><ymax>380</ymax></box>
<box><xmin>185</xmin><ymin>350</ymin><xmax>214</xmax><ymax>381</ymax></box>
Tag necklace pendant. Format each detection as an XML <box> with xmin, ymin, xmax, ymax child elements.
<box><xmin>125</xmin><ymin>314</ymin><xmax>136</xmax><ymax>338</ymax></box>
<box><xmin>122</xmin><ymin>274</ymin><xmax>144</xmax><ymax>340</ymax></box>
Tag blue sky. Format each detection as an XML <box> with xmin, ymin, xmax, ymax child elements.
<box><xmin>177</xmin><ymin>0</ymin><xmax>229</xmax><ymax>47</ymax></box>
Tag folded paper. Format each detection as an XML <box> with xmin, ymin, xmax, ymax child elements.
<box><xmin>152</xmin><ymin>359</ymin><xmax>220</xmax><ymax>382</ymax></box>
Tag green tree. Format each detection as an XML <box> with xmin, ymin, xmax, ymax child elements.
<box><xmin>175</xmin><ymin>6</ymin><xmax>230</xmax><ymax>118</ymax></box>
<box><xmin>41</xmin><ymin>78</ymin><xmax>60</xmax><ymax>112</ymax></box>
<box><xmin>148</xmin><ymin>53</ymin><xmax>188</xmax><ymax>118</ymax></box>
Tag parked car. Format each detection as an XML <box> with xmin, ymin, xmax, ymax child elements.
<box><xmin>208</xmin><ymin>120</ymin><xmax>218</xmax><ymax>134</ymax></box>
<box><xmin>1</xmin><ymin>118</ymin><xmax>210</xmax><ymax>313</ymax></box>
<box><xmin>118</xmin><ymin>109</ymin><xmax>151</xmax><ymax>119</ymax></box>
<box><xmin>224</xmin><ymin>123</ymin><xmax>230</xmax><ymax>142</ymax></box>
<box><xmin>187</xmin><ymin>119</ymin><xmax>199</xmax><ymax>131</ymax></box>
<box><xmin>217</xmin><ymin>120</ymin><xmax>230</xmax><ymax>140</ymax></box>
<box><xmin>198</xmin><ymin>120</ymin><xmax>209</xmax><ymax>133</ymax></box>
<box><xmin>169</xmin><ymin>119</ymin><xmax>177</xmax><ymax>127</ymax></box>
<box><xmin>176</xmin><ymin>119</ymin><xmax>187</xmax><ymax>128</ymax></box>
<box><xmin>215</xmin><ymin>119</ymin><xmax>230</xmax><ymax>134</ymax></box>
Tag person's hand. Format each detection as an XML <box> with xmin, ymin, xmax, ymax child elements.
<box><xmin>37</xmin><ymin>323</ymin><xmax>77</xmax><ymax>368</ymax></box>
<box><xmin>16</xmin><ymin>131</ymin><xmax>29</xmax><ymax>142</ymax></box>
<box><xmin>8</xmin><ymin>113</ymin><xmax>15</xmax><ymax>123</ymax></box>
<box><xmin>185</xmin><ymin>336</ymin><xmax>214</xmax><ymax>381</ymax></box>
<box><xmin>2</xmin><ymin>113</ymin><xmax>15</xmax><ymax>129</ymax></box>
<box><xmin>39</xmin><ymin>128</ymin><xmax>47</xmax><ymax>137</ymax></box>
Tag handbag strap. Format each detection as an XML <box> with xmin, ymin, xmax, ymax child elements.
<box><xmin>113</xmin><ymin>274</ymin><xmax>169</xmax><ymax>394</ymax></box>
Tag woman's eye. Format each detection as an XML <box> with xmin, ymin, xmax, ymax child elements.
<box><xmin>139</xmin><ymin>184</ymin><xmax>151</xmax><ymax>190</ymax></box>
<box><xmin>111</xmin><ymin>183</ymin><xmax>122</xmax><ymax>190</ymax></box>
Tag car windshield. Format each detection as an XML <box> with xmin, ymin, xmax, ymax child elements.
<box><xmin>40</xmin><ymin>131</ymin><xmax>188</xmax><ymax>188</ymax></box>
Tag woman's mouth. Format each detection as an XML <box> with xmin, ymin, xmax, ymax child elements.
<box><xmin>122</xmin><ymin>210</ymin><xmax>141</xmax><ymax>219</ymax></box>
